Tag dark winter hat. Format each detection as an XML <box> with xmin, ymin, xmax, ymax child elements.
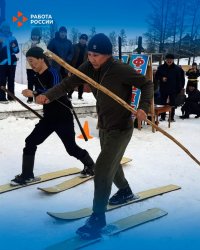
<box><xmin>26</xmin><ymin>47</ymin><xmax>45</xmax><ymax>59</ymax></box>
<box><xmin>31</xmin><ymin>28</ymin><xmax>41</xmax><ymax>37</ymax></box>
<box><xmin>88</xmin><ymin>33</ymin><xmax>112</xmax><ymax>55</ymax></box>
<box><xmin>59</xmin><ymin>26</ymin><xmax>67</xmax><ymax>33</ymax></box>
<box><xmin>79</xmin><ymin>34</ymin><xmax>88</xmax><ymax>41</ymax></box>
<box><xmin>165</xmin><ymin>53</ymin><xmax>175</xmax><ymax>59</ymax></box>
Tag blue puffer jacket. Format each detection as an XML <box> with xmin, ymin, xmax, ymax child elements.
<box><xmin>47</xmin><ymin>32</ymin><xmax>73</xmax><ymax>69</ymax></box>
<box><xmin>0</xmin><ymin>31</ymin><xmax>19</xmax><ymax>66</ymax></box>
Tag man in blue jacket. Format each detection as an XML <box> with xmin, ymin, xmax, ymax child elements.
<box><xmin>0</xmin><ymin>22</ymin><xmax>19</xmax><ymax>103</ymax></box>
<box><xmin>47</xmin><ymin>26</ymin><xmax>73</xmax><ymax>79</ymax></box>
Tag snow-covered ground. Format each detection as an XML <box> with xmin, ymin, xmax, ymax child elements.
<box><xmin>1</xmin><ymin>103</ymin><xmax>200</xmax><ymax>249</ymax></box>
<box><xmin>0</xmin><ymin>60</ymin><xmax>200</xmax><ymax>250</ymax></box>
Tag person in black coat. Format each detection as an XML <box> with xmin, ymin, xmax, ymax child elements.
<box><xmin>180</xmin><ymin>82</ymin><xmax>200</xmax><ymax>119</ymax></box>
<box><xmin>155</xmin><ymin>54</ymin><xmax>182</xmax><ymax>121</ymax></box>
<box><xmin>68</xmin><ymin>34</ymin><xmax>88</xmax><ymax>100</ymax></box>
<box><xmin>186</xmin><ymin>62</ymin><xmax>200</xmax><ymax>93</ymax></box>
<box><xmin>10</xmin><ymin>47</ymin><xmax>94</xmax><ymax>186</ymax></box>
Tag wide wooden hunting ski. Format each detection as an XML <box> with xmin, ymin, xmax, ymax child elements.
<box><xmin>45</xmin><ymin>208</ymin><xmax>168</xmax><ymax>250</ymax></box>
<box><xmin>0</xmin><ymin>167</ymin><xmax>80</xmax><ymax>194</ymax></box>
<box><xmin>38</xmin><ymin>157</ymin><xmax>132</xmax><ymax>194</ymax></box>
<box><xmin>47</xmin><ymin>184</ymin><xmax>180</xmax><ymax>220</ymax></box>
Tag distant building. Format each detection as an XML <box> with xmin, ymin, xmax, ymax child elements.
<box><xmin>0</xmin><ymin>0</ymin><xmax>6</xmax><ymax>25</ymax></box>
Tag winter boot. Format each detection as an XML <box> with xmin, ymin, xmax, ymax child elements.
<box><xmin>10</xmin><ymin>155</ymin><xmax>40</xmax><ymax>186</ymax></box>
<box><xmin>76</xmin><ymin>212</ymin><xmax>106</xmax><ymax>239</ymax></box>
<box><xmin>195</xmin><ymin>112</ymin><xmax>200</xmax><ymax>118</ymax></box>
<box><xmin>78</xmin><ymin>94</ymin><xmax>84</xmax><ymax>101</ymax></box>
<box><xmin>10</xmin><ymin>174</ymin><xmax>40</xmax><ymax>186</ymax></box>
<box><xmin>109</xmin><ymin>185</ymin><xmax>139</xmax><ymax>205</ymax></box>
<box><xmin>179</xmin><ymin>114</ymin><xmax>189</xmax><ymax>119</ymax></box>
<box><xmin>181</xmin><ymin>106</ymin><xmax>185</xmax><ymax>116</ymax></box>
<box><xmin>160</xmin><ymin>112</ymin><xmax>166</xmax><ymax>121</ymax></box>
<box><xmin>80</xmin><ymin>153</ymin><xmax>95</xmax><ymax>177</ymax></box>
<box><xmin>27</xmin><ymin>97</ymin><xmax>33</xmax><ymax>103</ymax></box>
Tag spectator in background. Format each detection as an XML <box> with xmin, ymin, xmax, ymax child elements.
<box><xmin>47</xmin><ymin>26</ymin><xmax>73</xmax><ymax>79</ymax></box>
<box><xmin>155</xmin><ymin>54</ymin><xmax>182</xmax><ymax>122</ymax></box>
<box><xmin>0</xmin><ymin>22</ymin><xmax>19</xmax><ymax>103</ymax></box>
<box><xmin>22</xmin><ymin>28</ymin><xmax>47</xmax><ymax>103</ymax></box>
<box><xmin>68</xmin><ymin>34</ymin><xmax>88</xmax><ymax>100</ymax></box>
<box><xmin>179</xmin><ymin>65</ymin><xmax>185</xmax><ymax>89</ymax></box>
<box><xmin>175</xmin><ymin>65</ymin><xmax>186</xmax><ymax>108</ymax></box>
<box><xmin>153</xmin><ymin>68</ymin><xmax>160</xmax><ymax>105</ymax></box>
<box><xmin>186</xmin><ymin>62</ymin><xmax>200</xmax><ymax>94</ymax></box>
<box><xmin>180</xmin><ymin>82</ymin><xmax>200</xmax><ymax>119</ymax></box>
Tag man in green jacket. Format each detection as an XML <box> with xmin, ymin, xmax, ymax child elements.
<box><xmin>36</xmin><ymin>33</ymin><xmax>153</xmax><ymax>240</ymax></box>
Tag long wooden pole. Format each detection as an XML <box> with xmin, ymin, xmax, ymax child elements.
<box><xmin>44</xmin><ymin>50</ymin><xmax>200</xmax><ymax>166</ymax></box>
<box><xmin>1</xmin><ymin>86</ymin><xmax>43</xmax><ymax>119</ymax></box>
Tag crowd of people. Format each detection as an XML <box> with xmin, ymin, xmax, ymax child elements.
<box><xmin>0</xmin><ymin>23</ymin><xmax>89</xmax><ymax>103</ymax></box>
<box><xmin>0</xmin><ymin>22</ymin><xmax>199</xmax><ymax>118</ymax></box>
<box><xmin>154</xmin><ymin>54</ymin><xmax>200</xmax><ymax>121</ymax></box>
<box><xmin>0</xmin><ymin>22</ymin><xmax>199</xmax><ymax>112</ymax></box>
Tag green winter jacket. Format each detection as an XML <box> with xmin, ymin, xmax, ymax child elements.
<box><xmin>45</xmin><ymin>57</ymin><xmax>153</xmax><ymax>130</ymax></box>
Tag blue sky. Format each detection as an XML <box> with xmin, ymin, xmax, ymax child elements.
<box><xmin>3</xmin><ymin>0</ymin><xmax>151</xmax><ymax>42</ymax></box>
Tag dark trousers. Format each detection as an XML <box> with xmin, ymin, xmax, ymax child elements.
<box><xmin>23</xmin><ymin>119</ymin><xmax>87</xmax><ymax>168</ymax></box>
<box><xmin>26</xmin><ymin>69</ymin><xmax>36</xmax><ymax>101</ymax></box>
<box><xmin>68</xmin><ymin>85</ymin><xmax>84</xmax><ymax>99</ymax></box>
<box><xmin>93</xmin><ymin>127</ymin><xmax>133</xmax><ymax>213</ymax></box>
<box><xmin>160</xmin><ymin>92</ymin><xmax>176</xmax><ymax>119</ymax></box>
<box><xmin>181</xmin><ymin>102</ymin><xmax>200</xmax><ymax>116</ymax></box>
<box><xmin>0</xmin><ymin>65</ymin><xmax>16</xmax><ymax>101</ymax></box>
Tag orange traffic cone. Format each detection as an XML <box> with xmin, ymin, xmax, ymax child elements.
<box><xmin>77</xmin><ymin>120</ymin><xmax>93</xmax><ymax>139</ymax></box>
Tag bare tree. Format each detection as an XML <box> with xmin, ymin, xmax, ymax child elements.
<box><xmin>128</xmin><ymin>38</ymin><xmax>136</xmax><ymax>51</ymax></box>
<box><xmin>146</xmin><ymin>0</ymin><xmax>172</xmax><ymax>52</ymax></box>
<box><xmin>89</xmin><ymin>27</ymin><xmax>96</xmax><ymax>39</ymax></box>
<box><xmin>42</xmin><ymin>21</ymin><xmax>58</xmax><ymax>45</ymax></box>
<box><xmin>109</xmin><ymin>31</ymin><xmax>117</xmax><ymax>53</ymax></box>
<box><xmin>119</xmin><ymin>29</ymin><xmax>127</xmax><ymax>47</ymax></box>
<box><xmin>69</xmin><ymin>28</ymin><xmax>80</xmax><ymax>44</ymax></box>
<box><xmin>144</xmin><ymin>30</ymin><xmax>157</xmax><ymax>53</ymax></box>
<box><xmin>187</xmin><ymin>0</ymin><xmax>200</xmax><ymax>63</ymax></box>
<box><xmin>177</xmin><ymin>0</ymin><xmax>187</xmax><ymax>64</ymax></box>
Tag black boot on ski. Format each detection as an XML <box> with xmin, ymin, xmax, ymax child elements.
<box><xmin>109</xmin><ymin>185</ymin><xmax>139</xmax><ymax>205</ymax></box>
<box><xmin>80</xmin><ymin>153</ymin><xmax>95</xmax><ymax>177</ymax></box>
<box><xmin>10</xmin><ymin>154</ymin><xmax>40</xmax><ymax>186</ymax></box>
<box><xmin>179</xmin><ymin>114</ymin><xmax>189</xmax><ymax>119</ymax></box>
<box><xmin>76</xmin><ymin>212</ymin><xmax>106</xmax><ymax>239</ymax></box>
<box><xmin>10</xmin><ymin>174</ymin><xmax>40</xmax><ymax>186</ymax></box>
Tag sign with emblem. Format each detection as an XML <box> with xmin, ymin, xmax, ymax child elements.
<box><xmin>129</xmin><ymin>54</ymin><xmax>149</xmax><ymax>115</ymax></box>
<box><xmin>114</xmin><ymin>55</ymin><xmax>129</xmax><ymax>64</ymax></box>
